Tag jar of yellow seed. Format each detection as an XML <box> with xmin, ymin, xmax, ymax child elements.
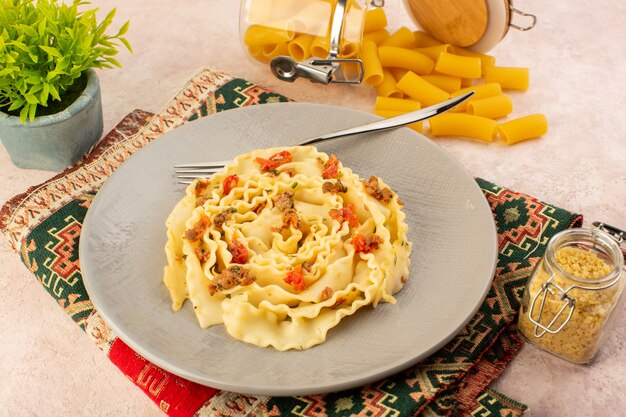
<box><xmin>518</xmin><ymin>227</ymin><xmax>625</xmax><ymax>363</ymax></box>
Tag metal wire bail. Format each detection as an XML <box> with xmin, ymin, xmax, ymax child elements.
<box><xmin>509</xmin><ymin>5</ymin><xmax>537</xmax><ymax>31</ymax></box>
<box><xmin>269</xmin><ymin>0</ymin><xmax>364</xmax><ymax>84</ymax></box>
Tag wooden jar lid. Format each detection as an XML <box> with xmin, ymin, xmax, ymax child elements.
<box><xmin>404</xmin><ymin>0</ymin><xmax>489</xmax><ymax>47</ymax></box>
<box><xmin>402</xmin><ymin>0</ymin><xmax>515</xmax><ymax>52</ymax></box>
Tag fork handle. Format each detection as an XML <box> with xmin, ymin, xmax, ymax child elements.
<box><xmin>300</xmin><ymin>91</ymin><xmax>474</xmax><ymax>146</ymax></box>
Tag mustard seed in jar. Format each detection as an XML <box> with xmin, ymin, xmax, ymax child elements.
<box><xmin>518</xmin><ymin>228</ymin><xmax>624</xmax><ymax>363</ymax></box>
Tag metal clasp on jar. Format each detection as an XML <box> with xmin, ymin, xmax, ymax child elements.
<box><xmin>528</xmin><ymin>256</ymin><xmax>623</xmax><ymax>338</ymax></box>
<box><xmin>269</xmin><ymin>0</ymin><xmax>364</xmax><ymax>84</ymax></box>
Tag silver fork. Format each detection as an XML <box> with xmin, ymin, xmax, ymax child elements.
<box><xmin>174</xmin><ymin>92</ymin><xmax>473</xmax><ymax>184</ymax></box>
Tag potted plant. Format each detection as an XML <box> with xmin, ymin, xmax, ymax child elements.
<box><xmin>0</xmin><ymin>0</ymin><xmax>132</xmax><ymax>171</ymax></box>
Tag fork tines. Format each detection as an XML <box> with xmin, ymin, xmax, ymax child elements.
<box><xmin>174</xmin><ymin>160</ymin><xmax>231</xmax><ymax>184</ymax></box>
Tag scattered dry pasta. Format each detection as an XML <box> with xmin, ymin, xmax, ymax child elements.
<box><xmin>241</xmin><ymin>2</ymin><xmax>547</xmax><ymax>145</ymax></box>
<box><xmin>163</xmin><ymin>147</ymin><xmax>411</xmax><ymax>351</ymax></box>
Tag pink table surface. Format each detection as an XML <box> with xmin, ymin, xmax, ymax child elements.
<box><xmin>1</xmin><ymin>1</ymin><xmax>625</xmax><ymax>416</ymax></box>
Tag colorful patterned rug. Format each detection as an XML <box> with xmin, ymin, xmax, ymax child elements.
<box><xmin>0</xmin><ymin>68</ymin><xmax>582</xmax><ymax>417</ymax></box>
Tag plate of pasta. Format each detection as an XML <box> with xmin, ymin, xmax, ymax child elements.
<box><xmin>80</xmin><ymin>102</ymin><xmax>498</xmax><ymax>395</ymax></box>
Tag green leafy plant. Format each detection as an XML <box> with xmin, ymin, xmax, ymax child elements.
<box><xmin>0</xmin><ymin>0</ymin><xmax>132</xmax><ymax>122</ymax></box>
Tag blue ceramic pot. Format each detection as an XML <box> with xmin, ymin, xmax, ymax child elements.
<box><xmin>0</xmin><ymin>69</ymin><xmax>103</xmax><ymax>171</ymax></box>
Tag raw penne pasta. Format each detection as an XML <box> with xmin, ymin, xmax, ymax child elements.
<box><xmin>484</xmin><ymin>66</ymin><xmax>529</xmax><ymax>90</ymax></box>
<box><xmin>311</xmin><ymin>34</ymin><xmax>330</xmax><ymax>57</ymax></box>
<box><xmin>388</xmin><ymin>67</ymin><xmax>409</xmax><ymax>81</ymax></box>
<box><xmin>374</xmin><ymin>109</ymin><xmax>423</xmax><ymax>133</ymax></box>
<box><xmin>243</xmin><ymin>24</ymin><xmax>295</xmax><ymax>47</ymax></box>
<box><xmin>362</xmin><ymin>41</ymin><xmax>384</xmax><ymax>86</ymax></box>
<box><xmin>460</xmin><ymin>78</ymin><xmax>474</xmax><ymax>87</ymax></box>
<box><xmin>453</xmin><ymin>47</ymin><xmax>496</xmax><ymax>70</ymax></box>
<box><xmin>374</xmin><ymin>96</ymin><xmax>421</xmax><ymax>112</ymax></box>
<box><xmin>397</xmin><ymin>72</ymin><xmax>448</xmax><ymax>106</ymax></box>
<box><xmin>247</xmin><ymin>45</ymin><xmax>269</xmax><ymax>64</ymax></box>
<box><xmin>289</xmin><ymin>1</ymin><xmax>333</xmax><ymax>35</ymax></box>
<box><xmin>288</xmin><ymin>34</ymin><xmax>314</xmax><ymax>61</ymax></box>
<box><xmin>363</xmin><ymin>7</ymin><xmax>387</xmax><ymax>33</ymax></box>
<box><xmin>498</xmin><ymin>114</ymin><xmax>548</xmax><ymax>144</ymax></box>
<box><xmin>262</xmin><ymin>42</ymin><xmax>289</xmax><ymax>60</ymax></box>
<box><xmin>378</xmin><ymin>47</ymin><xmax>434</xmax><ymax>75</ymax></box>
<box><xmin>380</xmin><ymin>26</ymin><xmax>415</xmax><ymax>48</ymax></box>
<box><xmin>414</xmin><ymin>44</ymin><xmax>454</xmax><ymax>61</ymax></box>
<box><xmin>363</xmin><ymin>29</ymin><xmax>389</xmax><ymax>45</ymax></box>
<box><xmin>434</xmin><ymin>52</ymin><xmax>482</xmax><ymax>79</ymax></box>
<box><xmin>450</xmin><ymin>83</ymin><xmax>502</xmax><ymax>111</ymax></box>
<box><xmin>429</xmin><ymin>113</ymin><xmax>498</xmax><ymax>142</ymax></box>
<box><xmin>375</xmin><ymin>69</ymin><xmax>403</xmax><ymax>98</ymax></box>
<box><xmin>466</xmin><ymin>94</ymin><xmax>513</xmax><ymax>119</ymax></box>
<box><xmin>421</xmin><ymin>74</ymin><xmax>461</xmax><ymax>93</ymax></box>
<box><xmin>342</xmin><ymin>41</ymin><xmax>360</xmax><ymax>58</ymax></box>
<box><xmin>413</xmin><ymin>30</ymin><xmax>442</xmax><ymax>47</ymax></box>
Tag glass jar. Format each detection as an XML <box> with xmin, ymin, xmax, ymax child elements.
<box><xmin>239</xmin><ymin>0</ymin><xmax>372</xmax><ymax>84</ymax></box>
<box><xmin>518</xmin><ymin>228</ymin><xmax>625</xmax><ymax>364</ymax></box>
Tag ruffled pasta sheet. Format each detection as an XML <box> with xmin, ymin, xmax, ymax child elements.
<box><xmin>164</xmin><ymin>146</ymin><xmax>411</xmax><ymax>350</ymax></box>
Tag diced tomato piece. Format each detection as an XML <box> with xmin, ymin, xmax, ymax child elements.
<box><xmin>284</xmin><ymin>265</ymin><xmax>306</xmax><ymax>292</ymax></box>
<box><xmin>329</xmin><ymin>203</ymin><xmax>359</xmax><ymax>228</ymax></box>
<box><xmin>255</xmin><ymin>150</ymin><xmax>292</xmax><ymax>173</ymax></box>
<box><xmin>194</xmin><ymin>179</ymin><xmax>210</xmax><ymax>196</ymax></box>
<box><xmin>227</xmin><ymin>238</ymin><xmax>248</xmax><ymax>264</ymax></box>
<box><xmin>352</xmin><ymin>233</ymin><xmax>383</xmax><ymax>254</ymax></box>
<box><xmin>222</xmin><ymin>175</ymin><xmax>239</xmax><ymax>195</ymax></box>
<box><xmin>321</xmin><ymin>154</ymin><xmax>340</xmax><ymax>179</ymax></box>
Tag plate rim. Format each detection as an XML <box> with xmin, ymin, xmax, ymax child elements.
<box><xmin>80</xmin><ymin>102</ymin><xmax>498</xmax><ymax>396</ymax></box>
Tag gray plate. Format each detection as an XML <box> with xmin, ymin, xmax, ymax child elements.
<box><xmin>80</xmin><ymin>102</ymin><xmax>497</xmax><ymax>396</ymax></box>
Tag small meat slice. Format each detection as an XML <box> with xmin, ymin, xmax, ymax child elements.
<box><xmin>322</xmin><ymin>180</ymin><xmax>347</xmax><ymax>194</ymax></box>
<box><xmin>213</xmin><ymin>208</ymin><xmax>234</xmax><ymax>228</ymax></box>
<box><xmin>352</xmin><ymin>233</ymin><xmax>384</xmax><ymax>254</ymax></box>
<box><xmin>320</xmin><ymin>286</ymin><xmax>333</xmax><ymax>301</ymax></box>
<box><xmin>362</xmin><ymin>176</ymin><xmax>393</xmax><ymax>204</ymax></box>
<box><xmin>272</xmin><ymin>190</ymin><xmax>295</xmax><ymax>212</ymax></box>
<box><xmin>184</xmin><ymin>214</ymin><xmax>211</xmax><ymax>242</ymax></box>
<box><xmin>281</xmin><ymin>208</ymin><xmax>302</xmax><ymax>230</ymax></box>
<box><xmin>209</xmin><ymin>265</ymin><xmax>256</xmax><ymax>295</ymax></box>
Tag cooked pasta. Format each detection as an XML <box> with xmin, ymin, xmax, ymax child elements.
<box><xmin>378</xmin><ymin>47</ymin><xmax>435</xmax><ymax>75</ymax></box>
<box><xmin>163</xmin><ymin>147</ymin><xmax>411</xmax><ymax>351</ymax></box>
<box><xmin>498</xmin><ymin>114</ymin><xmax>548</xmax><ymax>144</ymax></box>
<box><xmin>380</xmin><ymin>26</ymin><xmax>416</xmax><ymax>48</ymax></box>
<box><xmin>361</xmin><ymin>40</ymin><xmax>384</xmax><ymax>86</ymax></box>
<box><xmin>373</xmin><ymin>109</ymin><xmax>423</xmax><ymax>133</ymax></box>
<box><xmin>484</xmin><ymin>66</ymin><xmax>529</xmax><ymax>90</ymax></box>
<box><xmin>397</xmin><ymin>71</ymin><xmax>449</xmax><ymax>106</ymax></box>
<box><xmin>375</xmin><ymin>69</ymin><xmax>403</xmax><ymax>98</ymax></box>
<box><xmin>429</xmin><ymin>113</ymin><xmax>498</xmax><ymax>142</ymax></box>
